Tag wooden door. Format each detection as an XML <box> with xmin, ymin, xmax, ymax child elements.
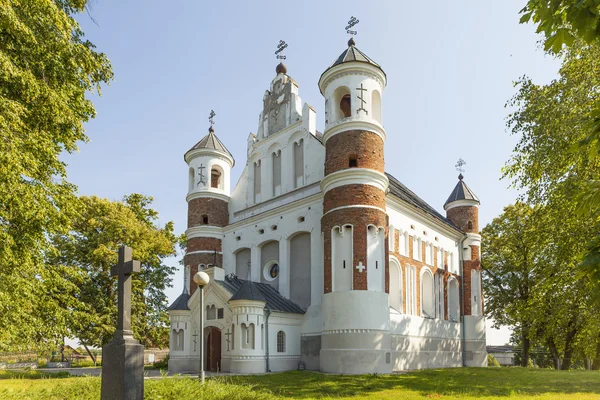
<box><xmin>206</xmin><ymin>327</ymin><xmax>221</xmax><ymax>372</ymax></box>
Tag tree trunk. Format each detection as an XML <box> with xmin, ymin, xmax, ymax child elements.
<box><xmin>592</xmin><ymin>338</ymin><xmax>600</xmax><ymax>370</ymax></box>
<box><xmin>561</xmin><ymin>324</ymin><xmax>578</xmax><ymax>370</ymax></box>
<box><xmin>548</xmin><ymin>338</ymin><xmax>561</xmax><ymax>370</ymax></box>
<box><xmin>521</xmin><ymin>326</ymin><xmax>531</xmax><ymax>367</ymax></box>
<box><xmin>83</xmin><ymin>344</ymin><xmax>96</xmax><ymax>366</ymax></box>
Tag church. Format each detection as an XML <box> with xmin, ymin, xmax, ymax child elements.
<box><xmin>167</xmin><ymin>36</ymin><xmax>486</xmax><ymax>374</ymax></box>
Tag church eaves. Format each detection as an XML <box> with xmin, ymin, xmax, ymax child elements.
<box><xmin>229</xmin><ymin>279</ymin><xmax>267</xmax><ymax>303</ymax></box>
<box><xmin>444</xmin><ymin>174</ymin><xmax>480</xmax><ymax>208</ymax></box>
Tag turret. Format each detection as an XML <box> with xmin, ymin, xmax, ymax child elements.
<box><xmin>184</xmin><ymin>125</ymin><xmax>234</xmax><ymax>295</ymax></box>
<box><xmin>444</xmin><ymin>172</ymin><xmax>486</xmax><ymax>367</ymax></box>
<box><xmin>318</xmin><ymin>37</ymin><xmax>391</xmax><ymax>374</ymax></box>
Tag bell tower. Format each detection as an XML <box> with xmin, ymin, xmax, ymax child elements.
<box><xmin>184</xmin><ymin>114</ymin><xmax>234</xmax><ymax>296</ymax></box>
<box><xmin>318</xmin><ymin>36</ymin><xmax>391</xmax><ymax>374</ymax></box>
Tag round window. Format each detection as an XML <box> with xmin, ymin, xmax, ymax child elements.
<box><xmin>263</xmin><ymin>261</ymin><xmax>280</xmax><ymax>281</ymax></box>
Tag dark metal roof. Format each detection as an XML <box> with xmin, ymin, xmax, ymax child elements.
<box><xmin>444</xmin><ymin>175</ymin><xmax>480</xmax><ymax>207</ymax></box>
<box><xmin>386</xmin><ymin>173</ymin><xmax>460</xmax><ymax>232</ymax></box>
<box><xmin>186</xmin><ymin>127</ymin><xmax>234</xmax><ymax>161</ymax></box>
<box><xmin>167</xmin><ymin>290</ymin><xmax>190</xmax><ymax>311</ymax></box>
<box><xmin>320</xmin><ymin>40</ymin><xmax>385</xmax><ymax>85</ymax></box>
<box><xmin>229</xmin><ymin>279</ymin><xmax>267</xmax><ymax>302</ymax></box>
<box><xmin>218</xmin><ymin>274</ymin><xmax>305</xmax><ymax>314</ymax></box>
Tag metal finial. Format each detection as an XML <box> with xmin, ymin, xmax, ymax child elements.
<box><xmin>455</xmin><ymin>158</ymin><xmax>466</xmax><ymax>179</ymax></box>
<box><xmin>275</xmin><ymin>40</ymin><xmax>288</xmax><ymax>61</ymax></box>
<box><xmin>208</xmin><ymin>110</ymin><xmax>216</xmax><ymax>130</ymax></box>
<box><xmin>346</xmin><ymin>16</ymin><xmax>359</xmax><ymax>38</ymax></box>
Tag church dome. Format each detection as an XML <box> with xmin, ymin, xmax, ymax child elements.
<box><xmin>320</xmin><ymin>38</ymin><xmax>385</xmax><ymax>80</ymax></box>
<box><xmin>185</xmin><ymin>127</ymin><xmax>234</xmax><ymax>166</ymax></box>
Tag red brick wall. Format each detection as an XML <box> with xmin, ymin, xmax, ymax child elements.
<box><xmin>185</xmin><ymin>237</ymin><xmax>223</xmax><ymax>296</ymax></box>
<box><xmin>462</xmin><ymin>245</ymin><xmax>481</xmax><ymax>316</ymax></box>
<box><xmin>325</xmin><ymin>131</ymin><xmax>384</xmax><ymax>174</ymax></box>
<box><xmin>187</xmin><ymin>198</ymin><xmax>229</xmax><ymax>228</ymax></box>
<box><xmin>324</xmin><ymin>184</ymin><xmax>386</xmax><ymax>211</ymax></box>
<box><xmin>446</xmin><ymin>205</ymin><xmax>479</xmax><ymax>233</ymax></box>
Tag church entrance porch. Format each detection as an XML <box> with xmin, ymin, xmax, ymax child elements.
<box><xmin>206</xmin><ymin>327</ymin><xmax>222</xmax><ymax>372</ymax></box>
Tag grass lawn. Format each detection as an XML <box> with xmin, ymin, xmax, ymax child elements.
<box><xmin>0</xmin><ymin>367</ymin><xmax>599</xmax><ymax>399</ymax></box>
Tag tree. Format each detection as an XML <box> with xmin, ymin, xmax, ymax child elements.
<box><xmin>49</xmin><ymin>195</ymin><xmax>178</xmax><ymax>362</ymax></box>
<box><xmin>482</xmin><ymin>203</ymin><xmax>544</xmax><ymax>367</ymax></box>
<box><xmin>0</xmin><ymin>0</ymin><xmax>112</xmax><ymax>350</ymax></box>
<box><xmin>519</xmin><ymin>1</ymin><xmax>600</xmax><ymax>286</ymax></box>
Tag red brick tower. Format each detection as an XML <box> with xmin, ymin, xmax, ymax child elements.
<box><xmin>184</xmin><ymin>126</ymin><xmax>234</xmax><ymax>296</ymax></box>
<box><xmin>444</xmin><ymin>171</ymin><xmax>486</xmax><ymax>366</ymax></box>
<box><xmin>318</xmin><ymin>38</ymin><xmax>391</xmax><ymax>374</ymax></box>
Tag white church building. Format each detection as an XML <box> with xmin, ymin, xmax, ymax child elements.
<box><xmin>167</xmin><ymin>37</ymin><xmax>486</xmax><ymax>374</ymax></box>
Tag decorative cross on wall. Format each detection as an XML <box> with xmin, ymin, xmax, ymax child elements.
<box><xmin>356</xmin><ymin>261</ymin><xmax>366</xmax><ymax>273</ymax></box>
<box><xmin>197</xmin><ymin>163</ymin><xmax>206</xmax><ymax>185</ymax></box>
<box><xmin>110</xmin><ymin>246</ymin><xmax>141</xmax><ymax>337</ymax></box>
<box><xmin>224</xmin><ymin>328</ymin><xmax>232</xmax><ymax>351</ymax></box>
<box><xmin>356</xmin><ymin>83</ymin><xmax>368</xmax><ymax>115</ymax></box>
<box><xmin>209</xmin><ymin>110</ymin><xmax>216</xmax><ymax>127</ymax></box>
<box><xmin>455</xmin><ymin>158</ymin><xmax>466</xmax><ymax>174</ymax></box>
<box><xmin>275</xmin><ymin>40</ymin><xmax>288</xmax><ymax>60</ymax></box>
<box><xmin>192</xmin><ymin>331</ymin><xmax>198</xmax><ymax>352</ymax></box>
<box><xmin>346</xmin><ymin>16</ymin><xmax>359</xmax><ymax>36</ymax></box>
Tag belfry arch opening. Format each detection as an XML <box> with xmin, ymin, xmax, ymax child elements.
<box><xmin>333</xmin><ymin>87</ymin><xmax>352</xmax><ymax>121</ymax></box>
<box><xmin>211</xmin><ymin>166</ymin><xmax>223</xmax><ymax>189</ymax></box>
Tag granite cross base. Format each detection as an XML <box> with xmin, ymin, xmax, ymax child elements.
<box><xmin>101</xmin><ymin>331</ymin><xmax>144</xmax><ymax>400</ymax></box>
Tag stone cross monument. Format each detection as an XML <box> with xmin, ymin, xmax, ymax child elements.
<box><xmin>101</xmin><ymin>245</ymin><xmax>144</xmax><ymax>400</ymax></box>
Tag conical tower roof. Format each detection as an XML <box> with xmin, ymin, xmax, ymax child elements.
<box><xmin>444</xmin><ymin>174</ymin><xmax>480</xmax><ymax>209</ymax></box>
<box><xmin>185</xmin><ymin>127</ymin><xmax>234</xmax><ymax>164</ymax></box>
<box><xmin>167</xmin><ymin>284</ymin><xmax>190</xmax><ymax>311</ymax></box>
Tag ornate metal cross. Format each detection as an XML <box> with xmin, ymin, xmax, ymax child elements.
<box><xmin>209</xmin><ymin>110</ymin><xmax>216</xmax><ymax>127</ymax></box>
<box><xmin>346</xmin><ymin>16</ymin><xmax>359</xmax><ymax>36</ymax></box>
<box><xmin>197</xmin><ymin>163</ymin><xmax>206</xmax><ymax>185</ymax></box>
<box><xmin>110</xmin><ymin>246</ymin><xmax>141</xmax><ymax>337</ymax></box>
<box><xmin>192</xmin><ymin>331</ymin><xmax>198</xmax><ymax>352</ymax></box>
<box><xmin>275</xmin><ymin>40</ymin><xmax>288</xmax><ymax>60</ymax></box>
<box><xmin>224</xmin><ymin>329</ymin><xmax>232</xmax><ymax>351</ymax></box>
<box><xmin>455</xmin><ymin>158</ymin><xmax>466</xmax><ymax>174</ymax></box>
<box><xmin>356</xmin><ymin>83</ymin><xmax>368</xmax><ymax>115</ymax></box>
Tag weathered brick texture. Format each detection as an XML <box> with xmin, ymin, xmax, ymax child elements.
<box><xmin>185</xmin><ymin>237</ymin><xmax>223</xmax><ymax>296</ymax></box>
<box><xmin>322</xmin><ymin>208</ymin><xmax>388</xmax><ymax>292</ymax></box>
<box><xmin>187</xmin><ymin>237</ymin><xmax>222</xmax><ymax>253</ymax></box>
<box><xmin>323</xmin><ymin>184</ymin><xmax>386</xmax><ymax>211</ymax></box>
<box><xmin>325</xmin><ymin>131</ymin><xmax>384</xmax><ymax>174</ymax></box>
<box><xmin>187</xmin><ymin>198</ymin><xmax>229</xmax><ymax>228</ymax></box>
<box><xmin>446</xmin><ymin>205</ymin><xmax>479</xmax><ymax>233</ymax></box>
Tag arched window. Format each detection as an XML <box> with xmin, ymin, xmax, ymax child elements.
<box><xmin>421</xmin><ymin>269</ymin><xmax>434</xmax><ymax>318</ymax></box>
<box><xmin>448</xmin><ymin>277</ymin><xmax>460</xmax><ymax>322</ymax></box>
<box><xmin>467</xmin><ymin>221</ymin><xmax>473</xmax><ymax>230</ymax></box>
<box><xmin>253</xmin><ymin>160</ymin><xmax>262</xmax><ymax>203</ymax></box>
<box><xmin>333</xmin><ymin>87</ymin><xmax>351</xmax><ymax>121</ymax></box>
<box><xmin>389</xmin><ymin>259</ymin><xmax>402</xmax><ymax>312</ymax></box>
<box><xmin>206</xmin><ymin>304</ymin><xmax>216</xmax><ymax>320</ymax></box>
<box><xmin>210</xmin><ymin>167</ymin><xmax>222</xmax><ymax>189</ymax></box>
<box><xmin>272</xmin><ymin>150</ymin><xmax>281</xmax><ymax>196</ymax></box>
<box><xmin>188</xmin><ymin>168</ymin><xmax>195</xmax><ymax>192</ymax></box>
<box><xmin>276</xmin><ymin>330</ymin><xmax>286</xmax><ymax>353</ymax></box>
<box><xmin>293</xmin><ymin>140</ymin><xmax>304</xmax><ymax>188</ymax></box>
<box><xmin>201</xmin><ymin>215</ymin><xmax>209</xmax><ymax>225</ymax></box>
<box><xmin>372</xmin><ymin>90</ymin><xmax>382</xmax><ymax>123</ymax></box>
<box><xmin>405</xmin><ymin>265</ymin><xmax>417</xmax><ymax>315</ymax></box>
<box><xmin>244</xmin><ymin>323</ymin><xmax>255</xmax><ymax>350</ymax></box>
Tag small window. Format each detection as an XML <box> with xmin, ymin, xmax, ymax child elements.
<box><xmin>269</xmin><ymin>264</ymin><xmax>279</xmax><ymax>279</ymax></box>
<box><xmin>297</xmin><ymin>216</ymin><xmax>305</xmax><ymax>223</ymax></box>
<box><xmin>236</xmin><ymin>236</ymin><xmax>241</xmax><ymax>241</ymax></box>
<box><xmin>271</xmin><ymin>225</ymin><xmax>277</xmax><ymax>231</ymax></box>
<box><xmin>258</xmin><ymin>229</ymin><xmax>264</xmax><ymax>234</ymax></box>
<box><xmin>467</xmin><ymin>221</ymin><xmax>473</xmax><ymax>230</ymax></box>
<box><xmin>202</xmin><ymin>215</ymin><xmax>209</xmax><ymax>225</ymax></box>
<box><xmin>349</xmin><ymin>155</ymin><xmax>358</xmax><ymax>168</ymax></box>
<box><xmin>217</xmin><ymin>308</ymin><xmax>224</xmax><ymax>319</ymax></box>
<box><xmin>277</xmin><ymin>331</ymin><xmax>286</xmax><ymax>353</ymax></box>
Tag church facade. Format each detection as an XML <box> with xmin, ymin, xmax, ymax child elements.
<box><xmin>167</xmin><ymin>38</ymin><xmax>486</xmax><ymax>374</ymax></box>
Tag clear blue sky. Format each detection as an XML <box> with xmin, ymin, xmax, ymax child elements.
<box><xmin>66</xmin><ymin>0</ymin><xmax>560</xmax><ymax>346</ymax></box>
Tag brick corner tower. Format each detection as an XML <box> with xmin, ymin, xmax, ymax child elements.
<box><xmin>184</xmin><ymin>125</ymin><xmax>234</xmax><ymax>296</ymax></box>
<box><xmin>318</xmin><ymin>37</ymin><xmax>391</xmax><ymax>374</ymax></box>
<box><xmin>444</xmin><ymin>172</ymin><xmax>486</xmax><ymax>367</ymax></box>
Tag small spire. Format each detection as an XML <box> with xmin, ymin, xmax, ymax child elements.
<box><xmin>348</xmin><ymin>37</ymin><xmax>356</xmax><ymax>47</ymax></box>
<box><xmin>458</xmin><ymin>173</ymin><xmax>464</xmax><ymax>180</ymax></box>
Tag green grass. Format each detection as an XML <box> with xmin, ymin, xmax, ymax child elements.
<box><xmin>0</xmin><ymin>368</ymin><xmax>598</xmax><ymax>399</ymax></box>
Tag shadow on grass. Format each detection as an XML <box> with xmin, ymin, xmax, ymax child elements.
<box><xmin>225</xmin><ymin>368</ymin><xmax>600</xmax><ymax>398</ymax></box>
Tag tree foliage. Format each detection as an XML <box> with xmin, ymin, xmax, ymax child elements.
<box><xmin>0</xmin><ymin>0</ymin><xmax>112</xmax><ymax>350</ymax></box>
<box><xmin>49</xmin><ymin>195</ymin><xmax>178</xmax><ymax>356</ymax></box>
